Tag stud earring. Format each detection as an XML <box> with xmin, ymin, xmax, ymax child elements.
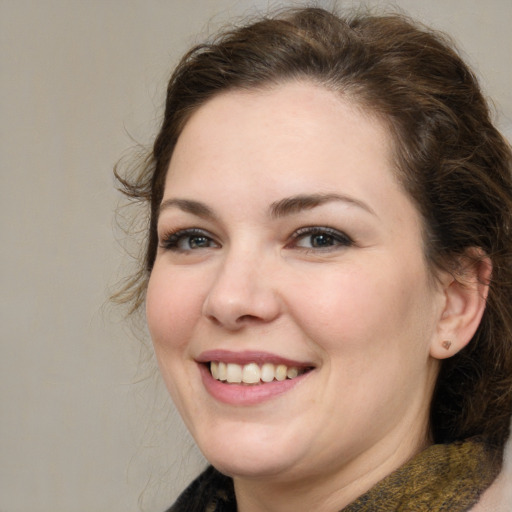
<box><xmin>441</xmin><ymin>340</ymin><xmax>452</xmax><ymax>350</ymax></box>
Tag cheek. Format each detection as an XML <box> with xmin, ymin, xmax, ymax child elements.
<box><xmin>293</xmin><ymin>261</ymin><xmax>435</xmax><ymax>358</ymax></box>
<box><xmin>145</xmin><ymin>266</ymin><xmax>204</xmax><ymax>355</ymax></box>
<box><xmin>145</xmin><ymin>266</ymin><xmax>208</xmax><ymax>419</ymax></box>
<box><xmin>294</xmin><ymin>264</ymin><xmax>438</xmax><ymax>427</ymax></box>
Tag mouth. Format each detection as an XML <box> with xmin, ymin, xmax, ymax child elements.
<box><xmin>207</xmin><ymin>361</ymin><xmax>312</xmax><ymax>385</ymax></box>
<box><xmin>196</xmin><ymin>350</ymin><xmax>315</xmax><ymax>403</ymax></box>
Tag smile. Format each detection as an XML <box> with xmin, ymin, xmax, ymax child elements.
<box><xmin>196</xmin><ymin>350</ymin><xmax>315</xmax><ymax>404</ymax></box>
<box><xmin>209</xmin><ymin>361</ymin><xmax>308</xmax><ymax>385</ymax></box>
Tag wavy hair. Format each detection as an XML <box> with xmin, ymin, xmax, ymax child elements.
<box><xmin>115</xmin><ymin>7</ymin><xmax>512</xmax><ymax>450</ymax></box>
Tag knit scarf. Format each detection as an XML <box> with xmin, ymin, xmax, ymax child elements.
<box><xmin>166</xmin><ymin>438</ymin><xmax>500</xmax><ymax>512</ymax></box>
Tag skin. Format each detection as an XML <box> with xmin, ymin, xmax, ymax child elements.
<box><xmin>146</xmin><ymin>82</ymin><xmax>486</xmax><ymax>512</ymax></box>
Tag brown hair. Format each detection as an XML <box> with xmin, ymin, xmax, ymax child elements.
<box><xmin>115</xmin><ymin>7</ymin><xmax>512</xmax><ymax>450</ymax></box>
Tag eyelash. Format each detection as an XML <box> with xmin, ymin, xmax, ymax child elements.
<box><xmin>288</xmin><ymin>226</ymin><xmax>353</xmax><ymax>251</ymax></box>
<box><xmin>159</xmin><ymin>228</ymin><xmax>219</xmax><ymax>252</ymax></box>
<box><xmin>158</xmin><ymin>226</ymin><xmax>353</xmax><ymax>252</ymax></box>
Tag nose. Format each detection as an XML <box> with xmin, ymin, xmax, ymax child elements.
<box><xmin>202</xmin><ymin>250</ymin><xmax>281</xmax><ymax>330</ymax></box>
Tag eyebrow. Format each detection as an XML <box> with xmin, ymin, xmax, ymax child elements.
<box><xmin>159</xmin><ymin>198</ymin><xmax>217</xmax><ymax>219</ymax></box>
<box><xmin>158</xmin><ymin>193</ymin><xmax>376</xmax><ymax>221</ymax></box>
<box><xmin>269</xmin><ymin>193</ymin><xmax>376</xmax><ymax>219</ymax></box>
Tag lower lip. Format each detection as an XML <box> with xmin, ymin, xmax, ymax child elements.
<box><xmin>199</xmin><ymin>364</ymin><xmax>311</xmax><ymax>406</ymax></box>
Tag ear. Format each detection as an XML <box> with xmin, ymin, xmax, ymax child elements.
<box><xmin>430</xmin><ymin>249</ymin><xmax>492</xmax><ymax>360</ymax></box>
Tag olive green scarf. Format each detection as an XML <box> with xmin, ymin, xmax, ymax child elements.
<box><xmin>167</xmin><ymin>438</ymin><xmax>500</xmax><ymax>512</ymax></box>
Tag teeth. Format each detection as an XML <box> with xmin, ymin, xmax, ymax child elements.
<box><xmin>211</xmin><ymin>361</ymin><xmax>219</xmax><ymax>379</ymax></box>
<box><xmin>226</xmin><ymin>363</ymin><xmax>242</xmax><ymax>383</ymax></box>
<box><xmin>261</xmin><ymin>363</ymin><xmax>275</xmax><ymax>383</ymax></box>
<box><xmin>218</xmin><ymin>362</ymin><xmax>227</xmax><ymax>381</ymax></box>
<box><xmin>286</xmin><ymin>367</ymin><xmax>299</xmax><ymax>379</ymax></box>
<box><xmin>242</xmin><ymin>363</ymin><xmax>261</xmax><ymax>384</ymax></box>
<box><xmin>209</xmin><ymin>361</ymin><xmax>305</xmax><ymax>384</ymax></box>
<box><xmin>275</xmin><ymin>364</ymin><xmax>287</xmax><ymax>381</ymax></box>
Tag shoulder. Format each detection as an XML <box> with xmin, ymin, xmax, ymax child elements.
<box><xmin>471</xmin><ymin>445</ymin><xmax>512</xmax><ymax>512</ymax></box>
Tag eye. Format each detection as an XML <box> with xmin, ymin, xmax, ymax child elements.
<box><xmin>289</xmin><ymin>226</ymin><xmax>353</xmax><ymax>250</ymax></box>
<box><xmin>159</xmin><ymin>228</ymin><xmax>220</xmax><ymax>252</ymax></box>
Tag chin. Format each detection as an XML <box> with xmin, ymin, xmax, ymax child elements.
<box><xmin>207</xmin><ymin>451</ymin><xmax>296</xmax><ymax>480</ymax></box>
<box><xmin>193</xmin><ymin>421</ymin><xmax>307</xmax><ymax>479</ymax></box>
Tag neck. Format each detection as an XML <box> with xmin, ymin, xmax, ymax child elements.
<box><xmin>233</xmin><ymin>428</ymin><xmax>430</xmax><ymax>512</ymax></box>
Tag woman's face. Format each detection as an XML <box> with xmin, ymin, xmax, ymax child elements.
<box><xmin>146</xmin><ymin>82</ymin><xmax>445</xmax><ymax>486</ymax></box>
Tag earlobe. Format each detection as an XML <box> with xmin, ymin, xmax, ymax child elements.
<box><xmin>430</xmin><ymin>251</ymin><xmax>492</xmax><ymax>360</ymax></box>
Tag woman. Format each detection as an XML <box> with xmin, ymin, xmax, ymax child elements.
<box><xmin>116</xmin><ymin>7</ymin><xmax>512</xmax><ymax>511</ymax></box>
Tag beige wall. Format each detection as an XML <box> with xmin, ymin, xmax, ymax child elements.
<box><xmin>1</xmin><ymin>1</ymin><xmax>510</xmax><ymax>511</ymax></box>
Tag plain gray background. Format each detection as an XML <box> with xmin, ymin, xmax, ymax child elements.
<box><xmin>1</xmin><ymin>1</ymin><xmax>511</xmax><ymax>511</ymax></box>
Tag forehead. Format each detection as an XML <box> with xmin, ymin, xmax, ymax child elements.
<box><xmin>167</xmin><ymin>81</ymin><xmax>397</xmax><ymax>192</ymax></box>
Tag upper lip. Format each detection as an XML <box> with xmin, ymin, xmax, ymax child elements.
<box><xmin>196</xmin><ymin>349</ymin><xmax>314</xmax><ymax>368</ymax></box>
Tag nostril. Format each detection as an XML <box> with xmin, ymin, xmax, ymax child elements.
<box><xmin>205</xmin><ymin>312</ymin><xmax>260</xmax><ymax>328</ymax></box>
<box><xmin>237</xmin><ymin>314</ymin><xmax>263</xmax><ymax>324</ymax></box>
<box><xmin>205</xmin><ymin>314</ymin><xmax>222</xmax><ymax>327</ymax></box>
